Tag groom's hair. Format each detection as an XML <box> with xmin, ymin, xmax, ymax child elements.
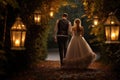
<box><xmin>62</xmin><ymin>13</ymin><xmax>68</xmax><ymax>17</ymax></box>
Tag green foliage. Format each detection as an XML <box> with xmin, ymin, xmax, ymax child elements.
<box><xmin>6</xmin><ymin>0</ymin><xmax>18</xmax><ymax>8</ymax></box>
<box><xmin>47</xmin><ymin>0</ymin><xmax>87</xmax><ymax>48</ymax></box>
<box><xmin>26</xmin><ymin>25</ymin><xmax>49</xmax><ymax>63</ymax></box>
<box><xmin>0</xmin><ymin>0</ymin><xmax>72</xmax><ymax>66</ymax></box>
<box><xmin>0</xmin><ymin>0</ymin><xmax>18</xmax><ymax>8</ymax></box>
<box><xmin>82</xmin><ymin>0</ymin><xmax>120</xmax><ymax>68</ymax></box>
<box><xmin>89</xmin><ymin>24</ymin><xmax>105</xmax><ymax>42</ymax></box>
<box><xmin>112</xmin><ymin>49</ymin><xmax>120</xmax><ymax>70</ymax></box>
<box><xmin>0</xmin><ymin>0</ymin><xmax>119</xmax><ymax>70</ymax></box>
<box><xmin>98</xmin><ymin>44</ymin><xmax>120</xmax><ymax>68</ymax></box>
<box><xmin>15</xmin><ymin>0</ymin><xmax>56</xmax><ymax>63</ymax></box>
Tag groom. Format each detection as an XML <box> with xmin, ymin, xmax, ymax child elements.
<box><xmin>54</xmin><ymin>13</ymin><xmax>71</xmax><ymax>66</ymax></box>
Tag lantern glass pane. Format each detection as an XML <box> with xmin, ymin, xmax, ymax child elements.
<box><xmin>111</xmin><ymin>26</ymin><xmax>119</xmax><ymax>40</ymax></box>
<box><xmin>34</xmin><ymin>15</ymin><xmax>41</xmax><ymax>23</ymax></box>
<box><xmin>94</xmin><ymin>19</ymin><xmax>98</xmax><ymax>25</ymax></box>
<box><xmin>105</xmin><ymin>26</ymin><xmax>111</xmax><ymax>41</ymax></box>
<box><xmin>21</xmin><ymin>31</ymin><xmax>26</xmax><ymax>46</ymax></box>
<box><xmin>12</xmin><ymin>31</ymin><xmax>21</xmax><ymax>47</ymax></box>
<box><xmin>50</xmin><ymin>11</ymin><xmax>54</xmax><ymax>17</ymax></box>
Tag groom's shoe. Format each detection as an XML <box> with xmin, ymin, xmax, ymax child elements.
<box><xmin>60</xmin><ymin>61</ymin><xmax>63</xmax><ymax>66</ymax></box>
<box><xmin>61</xmin><ymin>64</ymin><xmax>66</xmax><ymax>70</ymax></box>
<box><xmin>60</xmin><ymin>62</ymin><xmax>64</xmax><ymax>68</ymax></box>
<box><xmin>60</xmin><ymin>64</ymin><xmax>63</xmax><ymax>69</ymax></box>
<box><xmin>61</xmin><ymin>63</ymin><xmax>63</xmax><ymax>67</ymax></box>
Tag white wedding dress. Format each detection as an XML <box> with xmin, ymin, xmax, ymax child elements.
<box><xmin>63</xmin><ymin>26</ymin><xmax>96</xmax><ymax>69</ymax></box>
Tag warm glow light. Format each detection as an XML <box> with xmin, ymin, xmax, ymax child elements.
<box><xmin>111</xmin><ymin>21</ymin><xmax>114</xmax><ymax>24</ymax></box>
<box><xmin>50</xmin><ymin>11</ymin><xmax>54</xmax><ymax>17</ymax></box>
<box><xmin>94</xmin><ymin>20</ymin><xmax>98</xmax><ymax>25</ymax></box>
<box><xmin>62</xmin><ymin>1</ymin><xmax>68</xmax><ymax>6</ymax></box>
<box><xmin>15</xmin><ymin>39</ymin><xmax>20</xmax><ymax>47</ymax></box>
<box><xmin>111</xmin><ymin>33</ymin><xmax>116</xmax><ymax>40</ymax></box>
<box><xmin>34</xmin><ymin>10</ymin><xmax>41</xmax><ymax>24</ymax></box>
<box><xmin>105</xmin><ymin>27</ymin><xmax>119</xmax><ymax>41</ymax></box>
<box><xmin>83</xmin><ymin>1</ymin><xmax>87</xmax><ymax>6</ymax></box>
<box><xmin>34</xmin><ymin>15</ymin><xmax>41</xmax><ymax>23</ymax></box>
<box><xmin>93</xmin><ymin>16</ymin><xmax>99</xmax><ymax>26</ymax></box>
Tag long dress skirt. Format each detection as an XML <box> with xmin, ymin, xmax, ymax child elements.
<box><xmin>63</xmin><ymin>35</ymin><xmax>96</xmax><ymax>69</ymax></box>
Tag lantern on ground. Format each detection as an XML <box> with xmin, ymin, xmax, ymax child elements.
<box><xmin>10</xmin><ymin>17</ymin><xmax>27</xmax><ymax>50</ymax></box>
<box><xmin>34</xmin><ymin>10</ymin><xmax>41</xmax><ymax>25</ymax></box>
<box><xmin>104</xmin><ymin>12</ymin><xmax>120</xmax><ymax>43</ymax></box>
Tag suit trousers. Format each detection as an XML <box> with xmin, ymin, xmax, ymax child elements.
<box><xmin>57</xmin><ymin>36</ymin><xmax>69</xmax><ymax>65</ymax></box>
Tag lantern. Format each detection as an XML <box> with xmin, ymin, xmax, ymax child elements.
<box><xmin>93</xmin><ymin>16</ymin><xmax>99</xmax><ymax>26</ymax></box>
<box><xmin>104</xmin><ymin>12</ymin><xmax>120</xmax><ymax>43</ymax></box>
<box><xmin>10</xmin><ymin>17</ymin><xmax>27</xmax><ymax>50</ymax></box>
<box><xmin>49</xmin><ymin>8</ymin><xmax>54</xmax><ymax>18</ymax></box>
<box><xmin>34</xmin><ymin>10</ymin><xmax>41</xmax><ymax>24</ymax></box>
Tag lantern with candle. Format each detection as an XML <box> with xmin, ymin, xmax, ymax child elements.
<box><xmin>34</xmin><ymin>10</ymin><xmax>41</xmax><ymax>25</ymax></box>
<box><xmin>93</xmin><ymin>16</ymin><xmax>99</xmax><ymax>26</ymax></box>
<box><xmin>49</xmin><ymin>7</ymin><xmax>54</xmax><ymax>18</ymax></box>
<box><xmin>104</xmin><ymin>12</ymin><xmax>120</xmax><ymax>43</ymax></box>
<box><xmin>10</xmin><ymin>17</ymin><xmax>27</xmax><ymax>50</ymax></box>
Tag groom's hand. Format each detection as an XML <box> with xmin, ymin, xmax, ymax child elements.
<box><xmin>54</xmin><ymin>36</ymin><xmax>57</xmax><ymax>43</ymax></box>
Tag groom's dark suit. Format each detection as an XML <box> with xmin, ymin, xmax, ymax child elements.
<box><xmin>54</xmin><ymin>13</ymin><xmax>71</xmax><ymax>66</ymax></box>
<box><xmin>57</xmin><ymin>19</ymin><xmax>69</xmax><ymax>65</ymax></box>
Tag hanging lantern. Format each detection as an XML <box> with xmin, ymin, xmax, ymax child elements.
<box><xmin>10</xmin><ymin>17</ymin><xmax>27</xmax><ymax>50</ymax></box>
<box><xmin>34</xmin><ymin>10</ymin><xmax>41</xmax><ymax>25</ymax></box>
<box><xmin>49</xmin><ymin>8</ymin><xmax>54</xmax><ymax>18</ymax></box>
<box><xmin>104</xmin><ymin>12</ymin><xmax>120</xmax><ymax>44</ymax></box>
<box><xmin>93</xmin><ymin>16</ymin><xmax>99</xmax><ymax>26</ymax></box>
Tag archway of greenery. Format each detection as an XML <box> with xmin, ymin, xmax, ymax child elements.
<box><xmin>0</xmin><ymin>0</ymin><xmax>89</xmax><ymax>65</ymax></box>
<box><xmin>0</xmin><ymin>0</ymin><xmax>120</xmax><ymax>71</ymax></box>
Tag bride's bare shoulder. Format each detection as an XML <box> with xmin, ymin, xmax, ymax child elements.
<box><xmin>72</xmin><ymin>26</ymin><xmax>76</xmax><ymax>31</ymax></box>
<box><xmin>80</xmin><ymin>26</ymin><xmax>84</xmax><ymax>29</ymax></box>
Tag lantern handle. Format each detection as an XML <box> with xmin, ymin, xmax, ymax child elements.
<box><xmin>114</xmin><ymin>8</ymin><xmax>118</xmax><ymax>14</ymax></box>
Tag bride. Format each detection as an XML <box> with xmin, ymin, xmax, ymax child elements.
<box><xmin>63</xmin><ymin>18</ymin><xmax>96</xmax><ymax>69</ymax></box>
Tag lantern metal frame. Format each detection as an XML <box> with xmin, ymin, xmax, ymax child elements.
<box><xmin>104</xmin><ymin>12</ymin><xmax>120</xmax><ymax>44</ymax></box>
<box><xmin>10</xmin><ymin>17</ymin><xmax>27</xmax><ymax>50</ymax></box>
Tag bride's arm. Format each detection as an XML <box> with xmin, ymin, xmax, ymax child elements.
<box><xmin>71</xmin><ymin>27</ymin><xmax>75</xmax><ymax>36</ymax></box>
<box><xmin>81</xmin><ymin>26</ymin><xmax>84</xmax><ymax>37</ymax></box>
